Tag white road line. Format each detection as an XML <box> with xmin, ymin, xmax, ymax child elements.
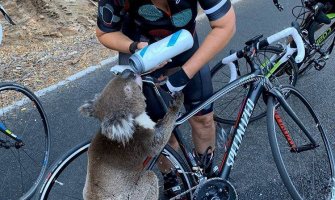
<box><xmin>32</xmin><ymin>0</ymin><xmax>243</xmax><ymax>98</ymax></box>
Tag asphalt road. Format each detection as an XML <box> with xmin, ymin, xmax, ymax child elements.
<box><xmin>3</xmin><ymin>0</ymin><xmax>335</xmax><ymax>199</ymax></box>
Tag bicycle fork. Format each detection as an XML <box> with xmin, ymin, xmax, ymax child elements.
<box><xmin>270</xmin><ymin>87</ymin><xmax>318</xmax><ymax>152</ymax></box>
<box><xmin>270</xmin><ymin>86</ymin><xmax>335</xmax><ymax>199</ymax></box>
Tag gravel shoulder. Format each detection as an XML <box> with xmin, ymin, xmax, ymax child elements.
<box><xmin>0</xmin><ymin>0</ymin><xmax>116</xmax><ymax>92</ymax></box>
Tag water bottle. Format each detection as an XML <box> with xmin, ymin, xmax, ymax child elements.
<box><xmin>129</xmin><ymin>29</ymin><xmax>194</xmax><ymax>74</ymax></box>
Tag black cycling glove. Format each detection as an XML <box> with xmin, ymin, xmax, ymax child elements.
<box><xmin>160</xmin><ymin>68</ymin><xmax>190</xmax><ymax>94</ymax></box>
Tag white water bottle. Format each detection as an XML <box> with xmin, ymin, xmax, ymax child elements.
<box><xmin>129</xmin><ymin>29</ymin><xmax>194</xmax><ymax>74</ymax></box>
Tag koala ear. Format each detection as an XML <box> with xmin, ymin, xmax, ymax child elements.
<box><xmin>78</xmin><ymin>93</ymin><xmax>100</xmax><ymax>117</ymax></box>
<box><xmin>79</xmin><ymin>101</ymin><xmax>95</xmax><ymax>117</ymax></box>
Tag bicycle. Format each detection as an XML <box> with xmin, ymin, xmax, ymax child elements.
<box><xmin>38</xmin><ymin>26</ymin><xmax>335</xmax><ymax>200</ymax></box>
<box><xmin>0</xmin><ymin>5</ymin><xmax>51</xmax><ymax>200</ymax></box>
<box><xmin>273</xmin><ymin>0</ymin><xmax>335</xmax><ymax>75</ymax></box>
<box><xmin>221</xmin><ymin>0</ymin><xmax>335</xmax><ymax>125</ymax></box>
<box><xmin>211</xmin><ymin>36</ymin><xmax>299</xmax><ymax>124</ymax></box>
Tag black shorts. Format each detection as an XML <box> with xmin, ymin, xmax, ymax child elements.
<box><xmin>119</xmin><ymin>34</ymin><xmax>214</xmax><ymax>122</ymax></box>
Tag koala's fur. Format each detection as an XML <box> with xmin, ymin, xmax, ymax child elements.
<box><xmin>79</xmin><ymin>73</ymin><xmax>183</xmax><ymax>200</ymax></box>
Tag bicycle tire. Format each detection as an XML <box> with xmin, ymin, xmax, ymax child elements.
<box><xmin>38</xmin><ymin>141</ymin><xmax>194</xmax><ymax>200</ymax></box>
<box><xmin>211</xmin><ymin>46</ymin><xmax>298</xmax><ymax>125</ymax></box>
<box><xmin>267</xmin><ymin>85</ymin><xmax>335</xmax><ymax>200</ymax></box>
<box><xmin>0</xmin><ymin>82</ymin><xmax>50</xmax><ymax>200</ymax></box>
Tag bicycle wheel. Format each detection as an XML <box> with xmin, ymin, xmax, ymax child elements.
<box><xmin>267</xmin><ymin>85</ymin><xmax>335</xmax><ymax>200</ymax></box>
<box><xmin>211</xmin><ymin>46</ymin><xmax>298</xmax><ymax>124</ymax></box>
<box><xmin>38</xmin><ymin>141</ymin><xmax>194</xmax><ymax>200</ymax></box>
<box><xmin>0</xmin><ymin>82</ymin><xmax>50</xmax><ymax>200</ymax></box>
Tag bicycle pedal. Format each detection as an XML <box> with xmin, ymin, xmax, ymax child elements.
<box><xmin>314</xmin><ymin>60</ymin><xmax>326</xmax><ymax>71</ymax></box>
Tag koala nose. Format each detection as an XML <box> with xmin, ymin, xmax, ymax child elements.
<box><xmin>121</xmin><ymin>69</ymin><xmax>135</xmax><ymax>79</ymax></box>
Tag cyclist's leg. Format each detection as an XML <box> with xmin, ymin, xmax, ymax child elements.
<box><xmin>183</xmin><ymin>64</ymin><xmax>216</xmax><ymax>176</ymax></box>
<box><xmin>177</xmin><ymin>31</ymin><xmax>216</xmax><ymax>168</ymax></box>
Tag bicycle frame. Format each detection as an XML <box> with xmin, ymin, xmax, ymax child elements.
<box><xmin>315</xmin><ymin>13</ymin><xmax>335</xmax><ymax>53</ymax></box>
<box><xmin>0</xmin><ymin>122</ymin><xmax>21</xmax><ymax>142</ymax></box>
<box><xmin>145</xmin><ymin>56</ymin><xmax>318</xmax><ymax>183</ymax></box>
<box><xmin>300</xmin><ymin>8</ymin><xmax>335</xmax><ymax>49</ymax></box>
<box><xmin>315</xmin><ymin>13</ymin><xmax>335</xmax><ymax>46</ymax></box>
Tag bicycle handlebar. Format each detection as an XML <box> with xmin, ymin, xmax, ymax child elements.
<box><xmin>222</xmin><ymin>27</ymin><xmax>305</xmax><ymax>64</ymax></box>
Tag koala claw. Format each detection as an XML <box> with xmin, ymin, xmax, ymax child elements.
<box><xmin>171</xmin><ymin>92</ymin><xmax>184</xmax><ymax>110</ymax></box>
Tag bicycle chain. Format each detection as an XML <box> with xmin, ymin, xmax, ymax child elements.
<box><xmin>170</xmin><ymin>177</ymin><xmax>235</xmax><ymax>200</ymax></box>
<box><xmin>169</xmin><ymin>184</ymin><xmax>199</xmax><ymax>200</ymax></box>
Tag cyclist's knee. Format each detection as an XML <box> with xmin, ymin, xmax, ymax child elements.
<box><xmin>190</xmin><ymin>112</ymin><xmax>215</xmax><ymax>130</ymax></box>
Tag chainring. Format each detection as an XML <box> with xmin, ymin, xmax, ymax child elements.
<box><xmin>193</xmin><ymin>178</ymin><xmax>237</xmax><ymax>200</ymax></box>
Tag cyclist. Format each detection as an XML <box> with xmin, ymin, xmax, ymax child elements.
<box><xmin>96</xmin><ymin>0</ymin><xmax>236</xmax><ymax>198</ymax></box>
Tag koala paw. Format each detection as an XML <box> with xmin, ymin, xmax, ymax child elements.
<box><xmin>170</xmin><ymin>92</ymin><xmax>184</xmax><ymax>111</ymax></box>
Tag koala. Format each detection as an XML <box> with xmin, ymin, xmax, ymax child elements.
<box><xmin>79</xmin><ymin>70</ymin><xmax>183</xmax><ymax>200</ymax></box>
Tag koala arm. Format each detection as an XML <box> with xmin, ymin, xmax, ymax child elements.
<box><xmin>149</xmin><ymin>93</ymin><xmax>184</xmax><ymax>155</ymax></box>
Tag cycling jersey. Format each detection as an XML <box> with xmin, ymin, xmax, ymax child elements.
<box><xmin>97</xmin><ymin>0</ymin><xmax>231</xmax><ymax>39</ymax></box>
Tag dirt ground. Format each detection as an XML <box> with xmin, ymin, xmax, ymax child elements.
<box><xmin>0</xmin><ymin>0</ymin><xmax>116</xmax><ymax>91</ymax></box>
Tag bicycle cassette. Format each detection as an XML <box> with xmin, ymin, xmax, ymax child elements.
<box><xmin>193</xmin><ymin>178</ymin><xmax>237</xmax><ymax>200</ymax></box>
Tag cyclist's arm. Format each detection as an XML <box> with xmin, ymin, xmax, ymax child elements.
<box><xmin>96</xmin><ymin>30</ymin><xmax>137</xmax><ymax>54</ymax></box>
<box><xmin>182</xmin><ymin>6</ymin><xmax>236</xmax><ymax>79</ymax></box>
<box><xmin>95</xmin><ymin>0</ymin><xmax>147</xmax><ymax>54</ymax></box>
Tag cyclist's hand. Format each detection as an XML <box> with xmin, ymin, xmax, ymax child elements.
<box><xmin>136</xmin><ymin>42</ymin><xmax>171</xmax><ymax>73</ymax></box>
<box><xmin>158</xmin><ymin>68</ymin><xmax>190</xmax><ymax>95</ymax></box>
<box><xmin>137</xmin><ymin>42</ymin><xmax>149</xmax><ymax>49</ymax></box>
<box><xmin>144</xmin><ymin>59</ymin><xmax>172</xmax><ymax>74</ymax></box>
